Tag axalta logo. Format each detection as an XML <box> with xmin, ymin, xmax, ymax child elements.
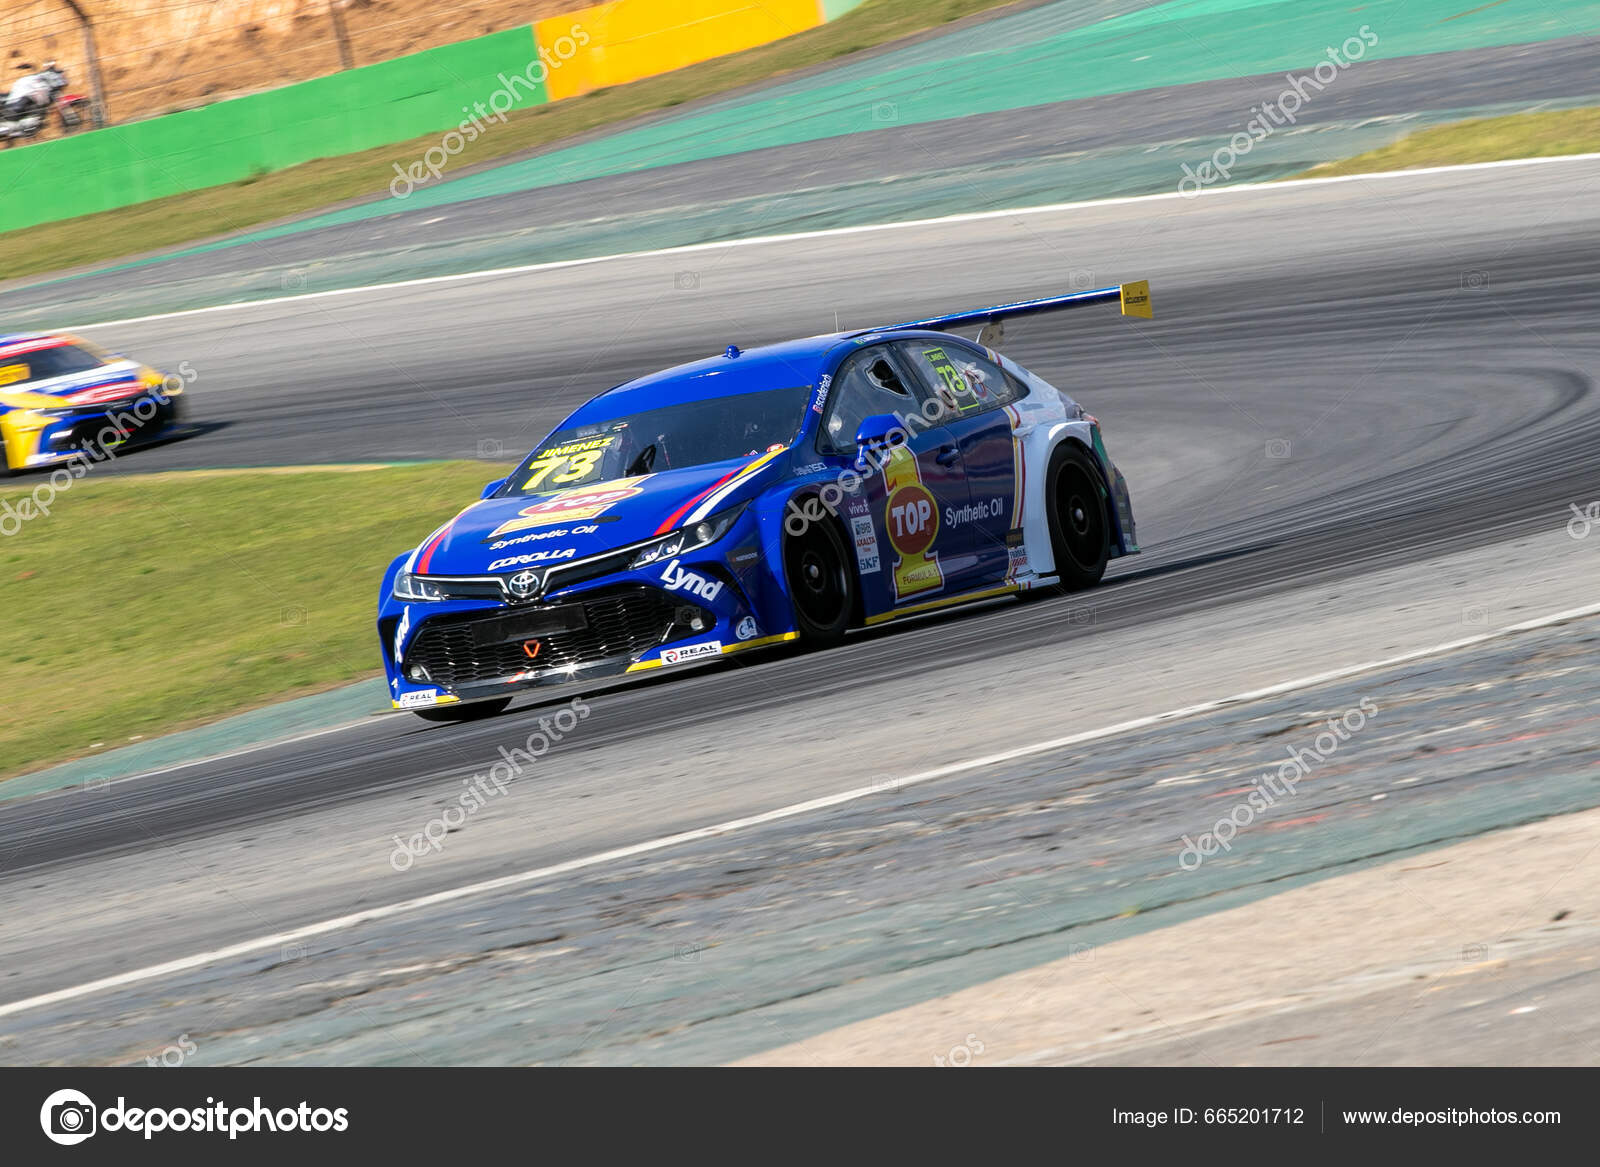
<box><xmin>660</xmin><ymin>559</ymin><xmax>722</xmax><ymax>601</ymax></box>
<box><xmin>487</xmin><ymin>547</ymin><xmax>577</xmax><ymax>571</ymax></box>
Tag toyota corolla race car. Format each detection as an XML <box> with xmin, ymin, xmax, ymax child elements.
<box><xmin>380</xmin><ymin>282</ymin><xmax>1151</xmax><ymax>720</ymax></box>
<box><xmin>0</xmin><ymin>332</ymin><xmax>186</xmax><ymax>474</ymax></box>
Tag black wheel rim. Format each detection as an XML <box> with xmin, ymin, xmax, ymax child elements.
<box><xmin>788</xmin><ymin>525</ymin><xmax>848</xmax><ymax>631</ymax></box>
<box><xmin>1058</xmin><ymin>465</ymin><xmax>1105</xmax><ymax>570</ymax></box>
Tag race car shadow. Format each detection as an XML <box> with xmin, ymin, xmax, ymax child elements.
<box><xmin>402</xmin><ymin>544</ymin><xmax>1280</xmax><ymax>732</ymax></box>
<box><xmin>73</xmin><ymin>420</ymin><xmax>232</xmax><ymax>475</ymax></box>
<box><xmin>1099</xmin><ymin>541</ymin><xmax>1273</xmax><ymax>585</ymax></box>
<box><xmin>127</xmin><ymin>418</ymin><xmax>230</xmax><ymax>457</ymax></box>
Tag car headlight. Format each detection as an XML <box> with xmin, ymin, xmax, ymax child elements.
<box><xmin>629</xmin><ymin>504</ymin><xmax>746</xmax><ymax>570</ymax></box>
<box><xmin>144</xmin><ymin>370</ymin><xmax>179</xmax><ymax>395</ymax></box>
<box><xmin>392</xmin><ymin>571</ymin><xmax>447</xmax><ymax>601</ymax></box>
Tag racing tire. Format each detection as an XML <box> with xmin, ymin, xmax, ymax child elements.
<box><xmin>412</xmin><ymin>697</ymin><xmax>512</xmax><ymax>723</ymax></box>
<box><xmin>1045</xmin><ymin>443</ymin><xmax>1110</xmax><ymax>591</ymax></box>
<box><xmin>783</xmin><ymin>508</ymin><xmax>855</xmax><ymax>648</ymax></box>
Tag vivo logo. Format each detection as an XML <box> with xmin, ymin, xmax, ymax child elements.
<box><xmin>660</xmin><ymin>558</ymin><xmax>723</xmax><ymax>601</ymax></box>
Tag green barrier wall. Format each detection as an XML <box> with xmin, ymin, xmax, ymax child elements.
<box><xmin>0</xmin><ymin>25</ymin><xmax>542</xmax><ymax>233</ymax></box>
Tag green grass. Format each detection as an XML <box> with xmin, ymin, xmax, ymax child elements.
<box><xmin>1299</xmin><ymin>106</ymin><xmax>1600</xmax><ymax>178</ymax></box>
<box><xmin>0</xmin><ymin>0</ymin><xmax>1018</xmax><ymax>281</ymax></box>
<box><xmin>0</xmin><ymin>462</ymin><xmax>498</xmax><ymax>775</ymax></box>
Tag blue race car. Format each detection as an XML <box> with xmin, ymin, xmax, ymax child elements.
<box><xmin>0</xmin><ymin>332</ymin><xmax>187</xmax><ymax>474</ymax></box>
<box><xmin>380</xmin><ymin>283</ymin><xmax>1151</xmax><ymax>720</ymax></box>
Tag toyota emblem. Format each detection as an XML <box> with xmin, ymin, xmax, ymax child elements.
<box><xmin>507</xmin><ymin>569</ymin><xmax>542</xmax><ymax>600</ymax></box>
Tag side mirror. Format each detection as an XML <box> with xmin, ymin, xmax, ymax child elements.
<box><xmin>853</xmin><ymin>413</ymin><xmax>905</xmax><ymax>470</ymax></box>
<box><xmin>480</xmin><ymin>477</ymin><xmax>507</xmax><ymax>499</ymax></box>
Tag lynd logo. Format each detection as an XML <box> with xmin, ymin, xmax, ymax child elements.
<box><xmin>660</xmin><ymin>559</ymin><xmax>722</xmax><ymax>601</ymax></box>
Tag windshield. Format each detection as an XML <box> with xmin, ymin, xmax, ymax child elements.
<box><xmin>508</xmin><ymin>384</ymin><xmax>811</xmax><ymax>495</ymax></box>
<box><xmin>0</xmin><ymin>342</ymin><xmax>106</xmax><ymax>387</ymax></box>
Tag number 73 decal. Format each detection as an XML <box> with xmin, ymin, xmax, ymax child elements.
<box><xmin>520</xmin><ymin>435</ymin><xmax>617</xmax><ymax>490</ymax></box>
<box><xmin>922</xmin><ymin>347</ymin><xmax>987</xmax><ymax>412</ymax></box>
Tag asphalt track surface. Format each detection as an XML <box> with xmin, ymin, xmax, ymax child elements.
<box><xmin>5</xmin><ymin>36</ymin><xmax>1597</xmax><ymax>328</ymax></box>
<box><xmin>3</xmin><ymin>160</ymin><xmax>1599</xmax><ymax>1062</ymax></box>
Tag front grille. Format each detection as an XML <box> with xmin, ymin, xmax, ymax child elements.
<box><xmin>404</xmin><ymin>586</ymin><xmax>703</xmax><ymax>689</ymax></box>
<box><xmin>419</xmin><ymin>577</ymin><xmax>506</xmax><ymax>602</ymax></box>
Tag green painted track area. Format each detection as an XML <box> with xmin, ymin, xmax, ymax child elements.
<box><xmin>187</xmin><ymin>0</ymin><xmax>1600</xmax><ymax>247</ymax></box>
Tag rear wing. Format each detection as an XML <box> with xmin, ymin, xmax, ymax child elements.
<box><xmin>888</xmin><ymin>280</ymin><xmax>1152</xmax><ymax>350</ymax></box>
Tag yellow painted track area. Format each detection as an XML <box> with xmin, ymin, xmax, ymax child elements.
<box><xmin>539</xmin><ymin>0</ymin><xmax>840</xmax><ymax>101</ymax></box>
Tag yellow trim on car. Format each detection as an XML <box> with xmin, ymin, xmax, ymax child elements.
<box><xmin>626</xmin><ymin>630</ymin><xmax>798</xmax><ymax>671</ymax></box>
<box><xmin>865</xmin><ymin>583</ymin><xmax>1020</xmax><ymax>626</ymax></box>
<box><xmin>722</xmin><ymin>631</ymin><xmax>799</xmax><ymax>654</ymax></box>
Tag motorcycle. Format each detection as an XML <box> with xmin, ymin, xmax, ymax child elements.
<box><xmin>0</xmin><ymin>67</ymin><xmax>90</xmax><ymax>145</ymax></box>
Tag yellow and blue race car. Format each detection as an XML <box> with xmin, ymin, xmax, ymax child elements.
<box><xmin>0</xmin><ymin>332</ymin><xmax>186</xmax><ymax>474</ymax></box>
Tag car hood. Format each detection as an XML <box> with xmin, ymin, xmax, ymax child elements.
<box><xmin>0</xmin><ymin>360</ymin><xmax>148</xmax><ymax>407</ymax></box>
<box><xmin>411</xmin><ymin>451</ymin><xmax>786</xmax><ymax>576</ymax></box>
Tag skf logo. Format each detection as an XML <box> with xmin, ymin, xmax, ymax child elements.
<box><xmin>882</xmin><ymin>446</ymin><xmax>943</xmax><ymax>601</ymax></box>
<box><xmin>660</xmin><ymin>559</ymin><xmax>722</xmax><ymax>601</ymax></box>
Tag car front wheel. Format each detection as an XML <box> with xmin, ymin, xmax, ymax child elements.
<box><xmin>783</xmin><ymin>507</ymin><xmax>855</xmax><ymax>647</ymax></box>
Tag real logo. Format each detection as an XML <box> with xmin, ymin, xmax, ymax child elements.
<box><xmin>662</xmin><ymin>640</ymin><xmax>722</xmax><ymax>664</ymax></box>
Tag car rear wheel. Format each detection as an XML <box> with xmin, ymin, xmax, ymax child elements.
<box><xmin>412</xmin><ymin>697</ymin><xmax>512</xmax><ymax>723</ymax></box>
<box><xmin>783</xmin><ymin>508</ymin><xmax>854</xmax><ymax>647</ymax></box>
<box><xmin>1045</xmin><ymin>443</ymin><xmax>1110</xmax><ymax>591</ymax></box>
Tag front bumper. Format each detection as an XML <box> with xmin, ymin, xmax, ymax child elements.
<box><xmin>405</xmin><ymin>584</ymin><xmax>708</xmax><ymax>692</ymax></box>
<box><xmin>8</xmin><ymin>390</ymin><xmax>183</xmax><ymax>470</ymax></box>
<box><xmin>380</xmin><ymin>540</ymin><xmax>798</xmax><ymax>711</ymax></box>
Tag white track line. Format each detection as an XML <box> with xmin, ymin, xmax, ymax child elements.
<box><xmin>72</xmin><ymin>151</ymin><xmax>1600</xmax><ymax>332</ymax></box>
<box><xmin>3</xmin><ymin>596</ymin><xmax>1599</xmax><ymax>1022</ymax></box>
